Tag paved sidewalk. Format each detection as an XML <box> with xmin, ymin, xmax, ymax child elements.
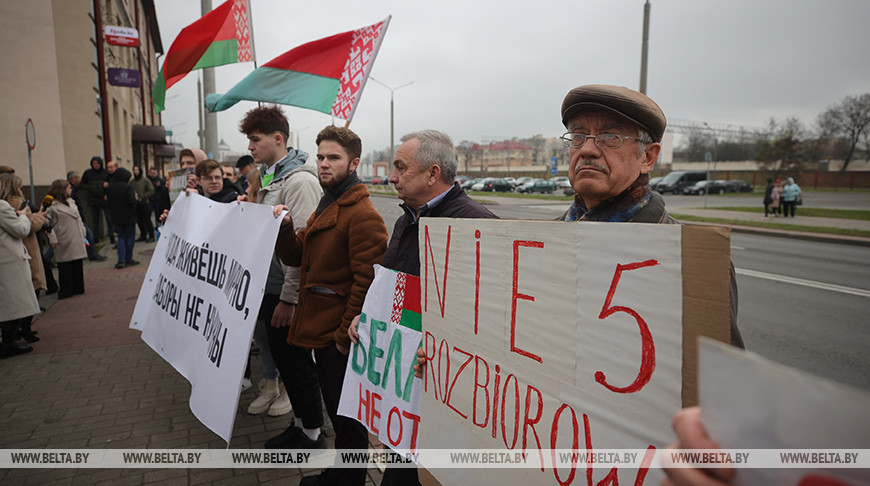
<box><xmin>0</xmin><ymin>240</ymin><xmax>386</xmax><ymax>486</ymax></box>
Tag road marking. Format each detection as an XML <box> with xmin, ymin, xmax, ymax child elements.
<box><xmin>731</xmin><ymin>245</ymin><xmax>745</xmax><ymax>250</ymax></box>
<box><xmin>736</xmin><ymin>268</ymin><xmax>870</xmax><ymax>298</ymax></box>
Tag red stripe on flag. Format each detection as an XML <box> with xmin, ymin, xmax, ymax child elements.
<box><xmin>403</xmin><ymin>274</ymin><xmax>421</xmax><ymax>314</ymax></box>
<box><xmin>162</xmin><ymin>0</ymin><xmax>236</xmax><ymax>88</ymax></box>
<box><xmin>263</xmin><ymin>31</ymin><xmax>354</xmax><ymax>79</ymax></box>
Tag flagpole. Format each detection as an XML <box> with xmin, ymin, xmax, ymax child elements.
<box><xmin>246</xmin><ymin>0</ymin><xmax>257</xmax><ymax>69</ymax></box>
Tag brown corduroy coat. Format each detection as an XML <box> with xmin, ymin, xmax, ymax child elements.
<box><xmin>275</xmin><ymin>184</ymin><xmax>387</xmax><ymax>349</ymax></box>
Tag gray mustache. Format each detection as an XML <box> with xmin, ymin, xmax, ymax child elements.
<box><xmin>576</xmin><ymin>160</ymin><xmax>609</xmax><ymax>174</ymax></box>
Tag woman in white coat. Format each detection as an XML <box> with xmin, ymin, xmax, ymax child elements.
<box><xmin>46</xmin><ymin>179</ymin><xmax>88</xmax><ymax>299</ymax></box>
<box><xmin>0</xmin><ymin>178</ymin><xmax>40</xmax><ymax>358</ymax></box>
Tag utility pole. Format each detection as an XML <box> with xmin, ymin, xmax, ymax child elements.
<box><xmin>639</xmin><ymin>0</ymin><xmax>651</xmax><ymax>94</ymax></box>
<box><xmin>201</xmin><ymin>0</ymin><xmax>217</xmax><ymax>157</ymax></box>
<box><xmin>369</xmin><ymin>77</ymin><xmax>414</xmax><ymax>164</ymax></box>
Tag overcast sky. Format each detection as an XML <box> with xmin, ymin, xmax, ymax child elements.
<box><xmin>151</xmin><ymin>0</ymin><xmax>870</xmax><ymax>159</ymax></box>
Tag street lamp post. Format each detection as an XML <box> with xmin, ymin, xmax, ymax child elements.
<box><xmin>703</xmin><ymin>122</ymin><xmax>718</xmax><ymax>208</ymax></box>
<box><xmin>369</xmin><ymin>77</ymin><xmax>414</xmax><ymax>165</ymax></box>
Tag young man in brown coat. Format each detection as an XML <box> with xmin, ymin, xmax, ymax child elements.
<box><xmin>273</xmin><ymin>126</ymin><xmax>388</xmax><ymax>486</ymax></box>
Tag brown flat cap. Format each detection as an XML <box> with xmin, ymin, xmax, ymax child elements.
<box><xmin>561</xmin><ymin>84</ymin><xmax>667</xmax><ymax>142</ymax></box>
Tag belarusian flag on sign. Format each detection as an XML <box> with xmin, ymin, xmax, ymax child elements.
<box><xmin>205</xmin><ymin>17</ymin><xmax>390</xmax><ymax>122</ymax></box>
<box><xmin>152</xmin><ymin>0</ymin><xmax>253</xmax><ymax>113</ymax></box>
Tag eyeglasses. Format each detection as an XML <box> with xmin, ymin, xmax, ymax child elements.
<box><xmin>560</xmin><ymin>132</ymin><xmax>643</xmax><ymax>150</ymax></box>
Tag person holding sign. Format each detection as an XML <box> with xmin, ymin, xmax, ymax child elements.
<box><xmin>237</xmin><ymin>106</ymin><xmax>326</xmax><ymax>450</ymax></box>
<box><xmin>273</xmin><ymin>126</ymin><xmax>388</xmax><ymax>486</ymax></box>
<box><xmin>555</xmin><ymin>84</ymin><xmax>743</xmax><ymax>347</ymax></box>
<box><xmin>350</xmin><ymin>129</ymin><xmax>498</xmax><ymax>486</ymax></box>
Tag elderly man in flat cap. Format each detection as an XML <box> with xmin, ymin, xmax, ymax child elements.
<box><xmin>557</xmin><ymin>84</ymin><xmax>669</xmax><ymax>223</ymax></box>
<box><xmin>559</xmin><ymin>85</ymin><xmax>747</xmax><ymax>485</ymax></box>
<box><xmin>557</xmin><ymin>84</ymin><xmax>741</xmax><ymax>347</ymax></box>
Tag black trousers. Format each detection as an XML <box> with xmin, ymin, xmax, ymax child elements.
<box><xmin>136</xmin><ymin>203</ymin><xmax>154</xmax><ymax>239</ymax></box>
<box><xmin>782</xmin><ymin>200</ymin><xmax>796</xmax><ymax>217</ymax></box>
<box><xmin>57</xmin><ymin>259</ymin><xmax>84</xmax><ymax>299</ymax></box>
<box><xmin>314</xmin><ymin>343</ymin><xmax>369</xmax><ymax>485</ymax></box>
<box><xmin>260</xmin><ymin>294</ymin><xmax>324</xmax><ymax>429</ymax></box>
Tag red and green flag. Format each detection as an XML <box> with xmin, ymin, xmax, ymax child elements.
<box><xmin>152</xmin><ymin>0</ymin><xmax>253</xmax><ymax>113</ymax></box>
<box><xmin>205</xmin><ymin>17</ymin><xmax>390</xmax><ymax>122</ymax></box>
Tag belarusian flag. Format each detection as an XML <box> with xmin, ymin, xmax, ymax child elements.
<box><xmin>205</xmin><ymin>17</ymin><xmax>390</xmax><ymax>122</ymax></box>
<box><xmin>152</xmin><ymin>0</ymin><xmax>253</xmax><ymax>113</ymax></box>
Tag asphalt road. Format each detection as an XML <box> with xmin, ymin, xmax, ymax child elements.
<box><xmin>370</xmin><ymin>192</ymin><xmax>870</xmax><ymax>392</ymax></box>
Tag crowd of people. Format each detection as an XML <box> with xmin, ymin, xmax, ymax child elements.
<box><xmin>0</xmin><ymin>153</ymin><xmax>178</xmax><ymax>357</ymax></box>
<box><xmin>3</xmin><ymin>82</ymin><xmax>803</xmax><ymax>485</ymax></box>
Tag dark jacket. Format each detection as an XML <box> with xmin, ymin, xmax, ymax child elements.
<box><xmin>384</xmin><ymin>183</ymin><xmax>496</xmax><ymax>276</ymax></box>
<box><xmin>132</xmin><ymin>172</ymin><xmax>155</xmax><ymax>205</ymax></box>
<box><xmin>81</xmin><ymin>160</ymin><xmax>109</xmax><ymax>207</ymax></box>
<box><xmin>106</xmin><ymin>168</ymin><xmax>137</xmax><ymax>226</ymax></box>
<box><xmin>275</xmin><ymin>183</ymin><xmax>388</xmax><ymax>349</ymax></box>
<box><xmin>148</xmin><ymin>175</ymin><xmax>171</xmax><ymax>211</ymax></box>
<box><xmin>208</xmin><ymin>179</ymin><xmax>242</xmax><ymax>203</ymax></box>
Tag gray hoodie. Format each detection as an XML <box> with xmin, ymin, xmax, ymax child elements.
<box><xmin>255</xmin><ymin>149</ymin><xmax>322</xmax><ymax>301</ymax></box>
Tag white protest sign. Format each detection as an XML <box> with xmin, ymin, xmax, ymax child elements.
<box><xmin>167</xmin><ymin>168</ymin><xmax>190</xmax><ymax>202</ymax></box>
<box><xmin>700</xmin><ymin>339</ymin><xmax>870</xmax><ymax>486</ymax></box>
<box><xmin>338</xmin><ymin>265</ymin><xmax>423</xmax><ymax>456</ymax></box>
<box><xmin>130</xmin><ymin>193</ymin><xmax>282</xmax><ymax>443</ymax></box>
<box><xmin>419</xmin><ymin>219</ymin><xmax>688</xmax><ymax>486</ymax></box>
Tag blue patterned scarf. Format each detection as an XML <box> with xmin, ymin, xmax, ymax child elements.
<box><xmin>566</xmin><ymin>174</ymin><xmax>652</xmax><ymax>222</ymax></box>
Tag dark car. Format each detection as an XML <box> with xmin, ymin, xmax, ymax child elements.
<box><xmin>658</xmin><ymin>171</ymin><xmax>706</xmax><ymax>194</ymax></box>
<box><xmin>683</xmin><ymin>180</ymin><xmax>726</xmax><ymax>195</ymax></box>
<box><xmin>483</xmin><ymin>178</ymin><xmax>514</xmax><ymax>192</ymax></box>
<box><xmin>517</xmin><ymin>179</ymin><xmax>555</xmax><ymax>194</ymax></box>
<box><xmin>722</xmin><ymin>180</ymin><xmax>753</xmax><ymax>193</ymax></box>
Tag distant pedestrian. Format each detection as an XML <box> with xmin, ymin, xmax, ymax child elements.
<box><xmin>147</xmin><ymin>167</ymin><xmax>170</xmax><ymax>229</ymax></box>
<box><xmin>104</xmin><ymin>162</ymin><xmax>139</xmax><ymax>268</ymax></box>
<box><xmin>781</xmin><ymin>177</ymin><xmax>802</xmax><ymax>218</ymax></box>
<box><xmin>131</xmin><ymin>166</ymin><xmax>155</xmax><ymax>242</ymax></box>
<box><xmin>763</xmin><ymin>177</ymin><xmax>776</xmax><ymax>217</ymax></box>
<box><xmin>80</xmin><ymin>156</ymin><xmax>113</xmax><ymax>243</ymax></box>
<box><xmin>772</xmin><ymin>179</ymin><xmax>783</xmax><ymax>216</ymax></box>
<box><xmin>45</xmin><ymin>179</ymin><xmax>87</xmax><ymax>299</ymax></box>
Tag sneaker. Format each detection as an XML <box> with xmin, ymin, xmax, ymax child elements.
<box><xmin>267</xmin><ymin>381</ymin><xmax>293</xmax><ymax>416</ymax></box>
<box><xmin>247</xmin><ymin>378</ymin><xmax>281</xmax><ymax>415</ymax></box>
<box><xmin>264</xmin><ymin>425</ymin><xmax>326</xmax><ymax>450</ymax></box>
<box><xmin>90</xmin><ymin>255</ymin><xmax>107</xmax><ymax>262</ymax></box>
<box><xmin>240</xmin><ymin>377</ymin><xmax>253</xmax><ymax>392</ymax></box>
<box><xmin>126</xmin><ymin>259</ymin><xmax>140</xmax><ymax>266</ymax></box>
<box><xmin>115</xmin><ymin>261</ymin><xmax>126</xmax><ymax>269</ymax></box>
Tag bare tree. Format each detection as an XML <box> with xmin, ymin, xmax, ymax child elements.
<box><xmin>817</xmin><ymin>93</ymin><xmax>870</xmax><ymax>171</ymax></box>
<box><xmin>754</xmin><ymin>117</ymin><xmax>811</xmax><ymax>172</ymax></box>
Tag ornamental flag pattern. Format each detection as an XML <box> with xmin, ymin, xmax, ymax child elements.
<box><xmin>390</xmin><ymin>272</ymin><xmax>406</xmax><ymax>328</ymax></box>
<box><xmin>232</xmin><ymin>0</ymin><xmax>253</xmax><ymax>62</ymax></box>
<box><xmin>331</xmin><ymin>19</ymin><xmax>390</xmax><ymax>120</ymax></box>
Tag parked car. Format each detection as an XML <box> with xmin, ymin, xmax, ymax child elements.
<box><xmin>649</xmin><ymin>176</ymin><xmax>664</xmax><ymax>192</ymax></box>
<box><xmin>371</xmin><ymin>176</ymin><xmax>389</xmax><ymax>185</ymax></box>
<box><xmin>470</xmin><ymin>177</ymin><xmax>494</xmax><ymax>191</ymax></box>
<box><xmin>483</xmin><ymin>178</ymin><xmax>514</xmax><ymax>192</ymax></box>
<box><xmin>683</xmin><ymin>180</ymin><xmax>726</xmax><ymax>195</ymax></box>
<box><xmin>460</xmin><ymin>178</ymin><xmax>480</xmax><ymax>190</ymax></box>
<box><xmin>721</xmin><ymin>179</ymin><xmax>754</xmax><ymax>193</ymax></box>
<box><xmin>657</xmin><ymin>171</ymin><xmax>706</xmax><ymax>194</ymax></box>
<box><xmin>517</xmin><ymin>179</ymin><xmax>555</xmax><ymax>194</ymax></box>
<box><xmin>514</xmin><ymin>176</ymin><xmax>534</xmax><ymax>187</ymax></box>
